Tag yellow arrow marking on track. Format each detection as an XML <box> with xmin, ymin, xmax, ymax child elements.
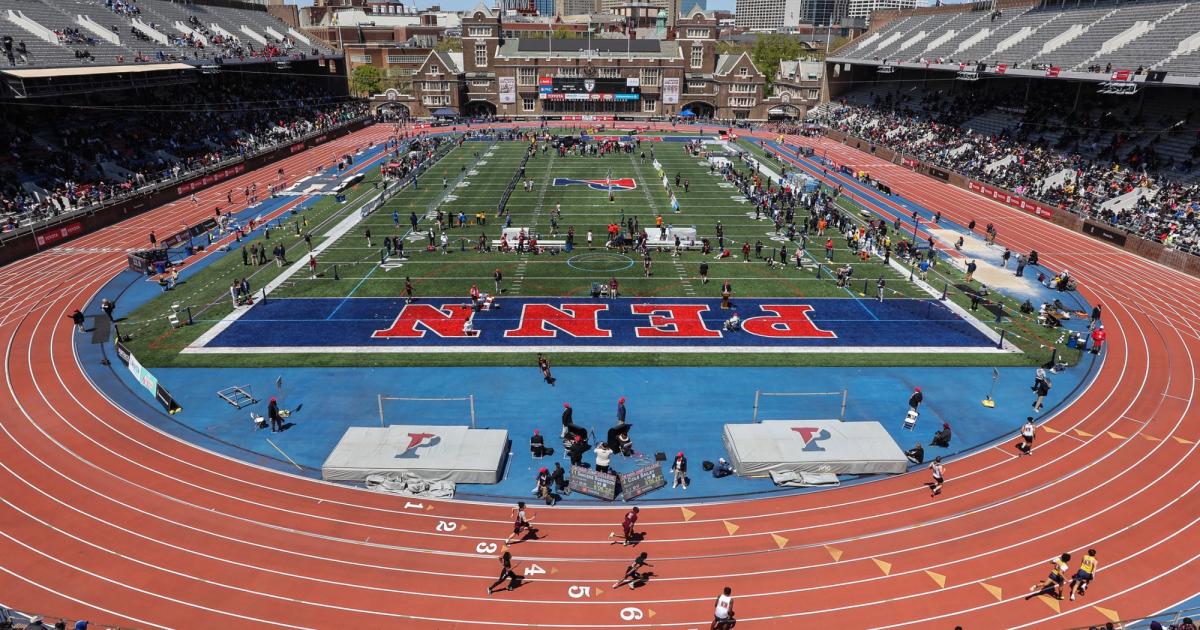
<box><xmin>681</xmin><ymin>507</ymin><xmax>696</xmax><ymax>522</ymax></box>
<box><xmin>825</xmin><ymin>545</ymin><xmax>843</xmax><ymax>561</ymax></box>
<box><xmin>980</xmin><ymin>583</ymin><xmax>1002</xmax><ymax>600</ymax></box>
<box><xmin>723</xmin><ymin>520</ymin><xmax>740</xmax><ymax>535</ymax></box>
<box><xmin>1042</xmin><ymin>426</ymin><xmax>1062</xmax><ymax>434</ymax></box>
<box><xmin>771</xmin><ymin>533</ymin><xmax>789</xmax><ymax>549</ymax></box>
<box><xmin>925</xmin><ymin>570</ymin><xmax>946</xmax><ymax>588</ymax></box>
<box><xmin>1074</xmin><ymin>429</ymin><xmax>1094</xmax><ymax>438</ymax></box>
<box><xmin>1093</xmin><ymin>606</ymin><xmax>1120</xmax><ymax>623</ymax></box>
<box><xmin>1038</xmin><ymin>595</ymin><xmax>1061</xmax><ymax>613</ymax></box>
<box><xmin>872</xmin><ymin>558</ymin><xmax>892</xmax><ymax>575</ymax></box>
<box><xmin>1175</xmin><ymin>436</ymin><xmax>1195</xmax><ymax>444</ymax></box>
<box><xmin>648</xmin><ymin>610</ymin><xmax>656</xmax><ymax>618</ymax></box>
<box><xmin>1142</xmin><ymin>434</ymin><xmax>1161</xmax><ymax>441</ymax></box>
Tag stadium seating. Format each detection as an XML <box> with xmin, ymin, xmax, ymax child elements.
<box><xmin>0</xmin><ymin>0</ymin><xmax>332</xmax><ymax>69</ymax></box>
<box><xmin>840</xmin><ymin>0</ymin><xmax>1200</xmax><ymax>76</ymax></box>
<box><xmin>813</xmin><ymin>87</ymin><xmax>1200</xmax><ymax>253</ymax></box>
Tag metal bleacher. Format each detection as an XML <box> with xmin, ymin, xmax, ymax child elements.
<box><xmin>0</xmin><ymin>0</ymin><xmax>332</xmax><ymax>70</ymax></box>
<box><xmin>840</xmin><ymin>0</ymin><xmax>1200</xmax><ymax>77</ymax></box>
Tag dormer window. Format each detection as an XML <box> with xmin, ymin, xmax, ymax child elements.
<box><xmin>739</xmin><ymin>66</ymin><xmax>749</xmax><ymax>77</ymax></box>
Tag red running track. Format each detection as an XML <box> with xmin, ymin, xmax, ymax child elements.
<box><xmin>0</xmin><ymin>122</ymin><xmax>1196</xmax><ymax>629</ymax></box>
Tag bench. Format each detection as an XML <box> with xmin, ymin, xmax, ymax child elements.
<box><xmin>491</xmin><ymin>239</ymin><xmax>568</xmax><ymax>251</ymax></box>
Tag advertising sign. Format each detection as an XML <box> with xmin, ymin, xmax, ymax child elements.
<box><xmin>662</xmin><ymin>77</ymin><xmax>680</xmax><ymax>104</ymax></box>
<box><xmin>498</xmin><ymin>76</ymin><xmax>516</xmax><ymax>104</ymax></box>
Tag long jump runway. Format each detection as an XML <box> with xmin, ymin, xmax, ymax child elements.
<box><xmin>0</xmin><ymin>122</ymin><xmax>1194</xmax><ymax>628</ymax></box>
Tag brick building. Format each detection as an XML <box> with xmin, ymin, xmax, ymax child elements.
<box><xmin>406</xmin><ymin>5</ymin><xmax>767</xmax><ymax>121</ymax></box>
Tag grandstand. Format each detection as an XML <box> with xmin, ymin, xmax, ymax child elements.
<box><xmin>843</xmin><ymin>0</ymin><xmax>1200</xmax><ymax>76</ymax></box>
<box><xmin>0</xmin><ymin>0</ymin><xmax>332</xmax><ymax>69</ymax></box>
<box><xmin>824</xmin><ymin>0</ymin><xmax>1200</xmax><ymax>255</ymax></box>
<box><xmin>0</xmin><ymin>1</ymin><xmax>360</xmax><ymax>265</ymax></box>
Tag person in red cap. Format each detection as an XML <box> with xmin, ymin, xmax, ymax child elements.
<box><xmin>617</xmin><ymin>396</ymin><xmax>627</xmax><ymax>423</ymax></box>
<box><xmin>530</xmin><ymin>429</ymin><xmax>546</xmax><ymax>458</ymax></box>
<box><xmin>672</xmin><ymin>451</ymin><xmax>689</xmax><ymax>489</ymax></box>
<box><xmin>908</xmin><ymin>387</ymin><xmax>923</xmax><ymax>412</ymax></box>
<box><xmin>267</xmin><ymin>397</ymin><xmax>283</xmax><ymax>433</ymax></box>
<box><xmin>535</xmin><ymin>467</ymin><xmax>556</xmax><ymax>505</ymax></box>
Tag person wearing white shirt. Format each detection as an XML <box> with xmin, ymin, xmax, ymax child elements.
<box><xmin>712</xmin><ymin>587</ymin><xmax>734</xmax><ymax>629</ymax></box>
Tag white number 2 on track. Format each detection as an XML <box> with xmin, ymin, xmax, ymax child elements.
<box><xmin>435</xmin><ymin>520</ymin><xmax>457</xmax><ymax>532</ymax></box>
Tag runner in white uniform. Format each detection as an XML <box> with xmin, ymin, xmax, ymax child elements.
<box><xmin>712</xmin><ymin>587</ymin><xmax>734</xmax><ymax>629</ymax></box>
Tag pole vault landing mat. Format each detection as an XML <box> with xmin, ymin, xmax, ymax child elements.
<box><xmin>723</xmin><ymin>420</ymin><xmax>908</xmax><ymax>476</ymax></box>
<box><xmin>321</xmin><ymin>425</ymin><xmax>509</xmax><ymax>484</ymax></box>
<box><xmin>187</xmin><ymin>296</ymin><xmax>1006</xmax><ymax>354</ymax></box>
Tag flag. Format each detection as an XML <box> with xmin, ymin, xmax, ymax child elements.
<box><xmin>670</xmin><ymin>194</ymin><xmax>679</xmax><ymax>212</ymax></box>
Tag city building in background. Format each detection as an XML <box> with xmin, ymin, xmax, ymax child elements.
<box><xmin>845</xmin><ymin>0</ymin><xmax>916</xmax><ymax>21</ymax></box>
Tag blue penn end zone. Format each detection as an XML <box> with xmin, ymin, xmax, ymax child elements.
<box><xmin>190</xmin><ymin>296</ymin><xmax>1001</xmax><ymax>352</ymax></box>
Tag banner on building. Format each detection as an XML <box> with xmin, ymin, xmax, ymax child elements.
<box><xmin>498</xmin><ymin>77</ymin><xmax>516</xmax><ymax>104</ymax></box>
<box><xmin>662</xmin><ymin>77</ymin><xmax>680</xmax><ymax>104</ymax></box>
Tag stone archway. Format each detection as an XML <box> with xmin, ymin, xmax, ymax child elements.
<box><xmin>464</xmin><ymin>100</ymin><xmax>497</xmax><ymax>119</ymax></box>
<box><xmin>768</xmin><ymin>104</ymin><xmax>804</xmax><ymax>120</ymax></box>
<box><xmin>377</xmin><ymin>102</ymin><xmax>411</xmax><ymax>121</ymax></box>
<box><xmin>680</xmin><ymin>100</ymin><xmax>716</xmax><ymax>119</ymax></box>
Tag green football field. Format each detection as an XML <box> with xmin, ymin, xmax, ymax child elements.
<box><xmin>121</xmin><ymin>131</ymin><xmax>1062</xmax><ymax>368</ymax></box>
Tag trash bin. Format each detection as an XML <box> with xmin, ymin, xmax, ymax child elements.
<box><xmin>1066</xmin><ymin>332</ymin><xmax>1078</xmax><ymax>349</ymax></box>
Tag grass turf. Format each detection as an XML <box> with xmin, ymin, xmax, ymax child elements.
<box><xmin>122</xmin><ymin>131</ymin><xmax>1061</xmax><ymax>368</ymax></box>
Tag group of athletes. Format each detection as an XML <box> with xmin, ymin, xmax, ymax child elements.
<box><xmin>491</xmin><ymin>498</ymin><xmax>1098</xmax><ymax>625</ymax></box>
<box><xmin>491</xmin><ymin>503</ymin><xmax>736</xmax><ymax>628</ymax></box>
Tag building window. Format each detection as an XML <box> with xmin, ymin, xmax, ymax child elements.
<box><xmin>690</xmin><ymin>46</ymin><xmax>703</xmax><ymax>68</ymax></box>
<box><xmin>687</xmin><ymin>81</ymin><xmax>707</xmax><ymax>92</ymax></box>
<box><xmin>468</xmin><ymin>26</ymin><xmax>492</xmax><ymax>37</ymax></box>
<box><xmin>470</xmin><ymin>79</ymin><xmax>490</xmax><ymax>88</ymax></box>
<box><xmin>739</xmin><ymin>66</ymin><xmax>749</xmax><ymax>77</ymax></box>
<box><xmin>729</xmin><ymin>83</ymin><xmax>755</xmax><ymax>93</ymax></box>
<box><xmin>643</xmin><ymin>97</ymin><xmax>657</xmax><ymax>113</ymax></box>
<box><xmin>807</xmin><ymin>88</ymin><xmax>820</xmax><ymax>100</ymax></box>
<box><xmin>686</xmin><ymin>28</ymin><xmax>708</xmax><ymax>38</ymax></box>
<box><xmin>430</xmin><ymin>64</ymin><xmax>440</xmax><ymax>75</ymax></box>
<box><xmin>518</xmin><ymin>67</ymin><xmax>536</xmax><ymax>86</ymax></box>
<box><xmin>599</xmin><ymin>67</ymin><xmax>620</xmax><ymax>78</ymax></box>
<box><xmin>640</xmin><ymin>68</ymin><xmax>661</xmax><ymax>87</ymax></box>
<box><xmin>523</xmin><ymin>97</ymin><xmax>536</xmax><ymax>112</ymax></box>
<box><xmin>422</xmin><ymin>95</ymin><xmax>450</xmax><ymax>106</ymax></box>
<box><xmin>387</xmin><ymin>55</ymin><xmax>424</xmax><ymax>64</ymax></box>
<box><xmin>557</xmin><ymin>67</ymin><xmax>580</xmax><ymax>78</ymax></box>
<box><xmin>474</xmin><ymin>41</ymin><xmax>488</xmax><ymax>67</ymax></box>
<box><xmin>351</xmin><ymin>55</ymin><xmax>371</xmax><ymax>63</ymax></box>
<box><xmin>729</xmin><ymin>96</ymin><xmax>756</xmax><ymax>107</ymax></box>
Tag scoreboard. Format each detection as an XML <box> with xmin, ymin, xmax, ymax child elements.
<box><xmin>539</xmin><ymin>76</ymin><xmax>641</xmax><ymax>101</ymax></box>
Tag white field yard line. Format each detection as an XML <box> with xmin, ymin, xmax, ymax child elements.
<box><xmin>748</xmin><ymin>146</ymin><xmax>1012</xmax><ymax>351</ymax></box>
<box><xmin>188</xmin><ymin>180</ymin><xmax>392</xmax><ymax>349</ymax></box>
<box><xmin>181</xmin><ymin>344</ymin><xmax>1012</xmax><ymax>355</ymax></box>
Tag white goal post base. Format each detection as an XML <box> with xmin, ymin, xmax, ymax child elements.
<box><xmin>752</xmin><ymin>389</ymin><xmax>848</xmax><ymax>422</ymax></box>
<box><xmin>377</xmin><ymin>394</ymin><xmax>477</xmax><ymax>428</ymax></box>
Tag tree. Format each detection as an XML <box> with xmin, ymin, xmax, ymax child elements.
<box><xmin>751</xmin><ymin>33</ymin><xmax>804</xmax><ymax>92</ymax></box>
<box><xmin>716</xmin><ymin>41</ymin><xmax>750</xmax><ymax>56</ymax></box>
<box><xmin>349</xmin><ymin>65</ymin><xmax>383</xmax><ymax>97</ymax></box>
<box><xmin>435</xmin><ymin>38</ymin><xmax>462</xmax><ymax>52</ymax></box>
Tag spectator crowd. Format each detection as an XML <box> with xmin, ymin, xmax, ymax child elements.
<box><xmin>1</xmin><ymin>75</ymin><xmax>367</xmax><ymax>229</ymax></box>
<box><xmin>810</xmin><ymin>89</ymin><xmax>1200</xmax><ymax>254</ymax></box>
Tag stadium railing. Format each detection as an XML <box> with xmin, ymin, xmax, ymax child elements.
<box><xmin>1065</xmin><ymin>604</ymin><xmax>1200</xmax><ymax>629</ymax></box>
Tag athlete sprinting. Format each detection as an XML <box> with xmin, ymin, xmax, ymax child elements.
<box><xmin>505</xmin><ymin>501</ymin><xmax>537</xmax><ymax>545</ymax></box>
<box><xmin>1069</xmin><ymin>549</ymin><xmax>1098</xmax><ymax>601</ymax></box>
<box><xmin>1027</xmin><ymin>552</ymin><xmax>1071</xmax><ymax>600</ymax></box>
<box><xmin>613</xmin><ymin>552</ymin><xmax>653</xmax><ymax>590</ymax></box>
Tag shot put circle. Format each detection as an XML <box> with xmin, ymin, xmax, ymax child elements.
<box><xmin>567</xmin><ymin>253</ymin><xmax>636</xmax><ymax>272</ymax></box>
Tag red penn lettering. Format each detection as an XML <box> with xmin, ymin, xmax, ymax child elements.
<box><xmin>504</xmin><ymin>304</ymin><xmax>611</xmax><ymax>338</ymax></box>
<box><xmin>741</xmin><ymin>305</ymin><xmax>836</xmax><ymax>338</ymax></box>
<box><xmin>372</xmin><ymin>304</ymin><xmax>474</xmax><ymax>338</ymax></box>
<box><xmin>630</xmin><ymin>304</ymin><xmax>721</xmax><ymax>338</ymax></box>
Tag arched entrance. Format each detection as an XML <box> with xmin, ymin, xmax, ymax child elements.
<box><xmin>680</xmin><ymin>101</ymin><xmax>715</xmax><ymax>119</ymax></box>
<box><xmin>768</xmin><ymin>104</ymin><xmax>804</xmax><ymax>120</ymax></box>
<box><xmin>377</xmin><ymin>102</ymin><xmax>411</xmax><ymax>121</ymax></box>
<box><xmin>464</xmin><ymin>100</ymin><xmax>497</xmax><ymax>119</ymax></box>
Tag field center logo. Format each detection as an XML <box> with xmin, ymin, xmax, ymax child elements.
<box><xmin>395</xmin><ymin>432</ymin><xmax>440</xmax><ymax>458</ymax></box>
<box><xmin>791</xmin><ymin>427</ymin><xmax>832</xmax><ymax>452</ymax></box>
<box><xmin>553</xmin><ymin>177</ymin><xmax>637</xmax><ymax>191</ymax></box>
